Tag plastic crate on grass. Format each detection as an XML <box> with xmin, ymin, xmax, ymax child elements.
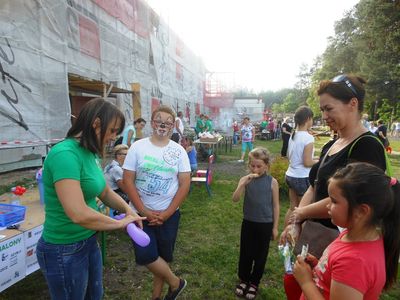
<box><xmin>0</xmin><ymin>203</ymin><xmax>26</xmax><ymax>228</ymax></box>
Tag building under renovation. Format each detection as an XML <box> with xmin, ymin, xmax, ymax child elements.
<box><xmin>0</xmin><ymin>0</ymin><xmax>208</xmax><ymax>172</ymax></box>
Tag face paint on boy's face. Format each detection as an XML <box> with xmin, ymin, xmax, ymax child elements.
<box><xmin>152</xmin><ymin>112</ymin><xmax>174</xmax><ymax>137</ymax></box>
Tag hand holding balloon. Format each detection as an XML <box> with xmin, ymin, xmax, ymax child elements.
<box><xmin>114</xmin><ymin>214</ymin><xmax>150</xmax><ymax>247</ymax></box>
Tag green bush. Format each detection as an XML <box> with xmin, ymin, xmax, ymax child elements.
<box><xmin>270</xmin><ymin>156</ymin><xmax>289</xmax><ymax>196</ymax></box>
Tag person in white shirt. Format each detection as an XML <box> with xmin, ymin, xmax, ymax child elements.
<box><xmin>104</xmin><ymin>144</ymin><xmax>130</xmax><ymax>205</ymax></box>
<box><xmin>171</xmin><ymin>111</ymin><xmax>184</xmax><ymax>143</ymax></box>
<box><xmin>123</xmin><ymin>105</ymin><xmax>191</xmax><ymax>300</ymax></box>
<box><xmin>369</xmin><ymin>121</ymin><xmax>377</xmax><ymax>134</ymax></box>
<box><xmin>395</xmin><ymin>121</ymin><xmax>400</xmax><ymax>138</ymax></box>
<box><xmin>284</xmin><ymin>106</ymin><xmax>318</xmax><ymax>226</ymax></box>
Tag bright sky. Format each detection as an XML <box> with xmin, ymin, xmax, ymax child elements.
<box><xmin>147</xmin><ymin>0</ymin><xmax>359</xmax><ymax>92</ymax></box>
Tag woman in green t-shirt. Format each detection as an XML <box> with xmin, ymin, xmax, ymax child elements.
<box><xmin>36</xmin><ymin>98</ymin><xmax>145</xmax><ymax>300</ymax></box>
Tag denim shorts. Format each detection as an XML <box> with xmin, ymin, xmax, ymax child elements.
<box><xmin>285</xmin><ymin>175</ymin><xmax>310</xmax><ymax>196</ymax></box>
<box><xmin>36</xmin><ymin>233</ymin><xmax>103</xmax><ymax>300</ymax></box>
<box><xmin>134</xmin><ymin>210</ymin><xmax>180</xmax><ymax>265</ymax></box>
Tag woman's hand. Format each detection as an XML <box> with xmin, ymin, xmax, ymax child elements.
<box><xmin>293</xmin><ymin>255</ymin><xmax>314</xmax><ymax>287</ymax></box>
<box><xmin>290</xmin><ymin>206</ymin><xmax>306</xmax><ymax>224</ymax></box>
<box><xmin>279</xmin><ymin>223</ymin><xmax>301</xmax><ymax>246</ymax></box>
<box><xmin>124</xmin><ymin>208</ymin><xmax>144</xmax><ymax>229</ymax></box>
<box><xmin>119</xmin><ymin>214</ymin><xmax>146</xmax><ymax>230</ymax></box>
<box><xmin>279</xmin><ymin>226</ymin><xmax>289</xmax><ymax>245</ymax></box>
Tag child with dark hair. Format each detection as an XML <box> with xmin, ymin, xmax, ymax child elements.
<box><xmin>37</xmin><ymin>98</ymin><xmax>143</xmax><ymax>299</ymax></box>
<box><xmin>233</xmin><ymin>147</ymin><xmax>280</xmax><ymax>299</ymax></box>
<box><xmin>284</xmin><ymin>106</ymin><xmax>318</xmax><ymax>226</ymax></box>
<box><xmin>294</xmin><ymin>162</ymin><xmax>400</xmax><ymax>299</ymax></box>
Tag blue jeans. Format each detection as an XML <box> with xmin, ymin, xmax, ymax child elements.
<box><xmin>233</xmin><ymin>132</ymin><xmax>240</xmax><ymax>145</ymax></box>
<box><xmin>36</xmin><ymin>234</ymin><xmax>103</xmax><ymax>300</ymax></box>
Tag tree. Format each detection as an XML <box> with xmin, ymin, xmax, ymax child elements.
<box><xmin>308</xmin><ymin>0</ymin><xmax>400</xmax><ymax>120</ymax></box>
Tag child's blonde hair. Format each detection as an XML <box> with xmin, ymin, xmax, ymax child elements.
<box><xmin>113</xmin><ymin>144</ymin><xmax>128</xmax><ymax>158</ymax></box>
<box><xmin>248</xmin><ymin>147</ymin><xmax>271</xmax><ymax>170</ymax></box>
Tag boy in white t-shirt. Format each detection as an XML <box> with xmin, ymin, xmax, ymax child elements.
<box><xmin>123</xmin><ymin>105</ymin><xmax>191</xmax><ymax>300</ymax></box>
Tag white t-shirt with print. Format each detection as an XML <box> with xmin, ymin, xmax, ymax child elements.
<box><xmin>123</xmin><ymin>137</ymin><xmax>191</xmax><ymax>211</ymax></box>
<box><xmin>286</xmin><ymin>131</ymin><xmax>314</xmax><ymax>178</ymax></box>
<box><xmin>241</xmin><ymin>124</ymin><xmax>254</xmax><ymax>142</ymax></box>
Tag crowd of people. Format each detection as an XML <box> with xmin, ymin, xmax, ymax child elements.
<box><xmin>36</xmin><ymin>74</ymin><xmax>400</xmax><ymax>300</ymax></box>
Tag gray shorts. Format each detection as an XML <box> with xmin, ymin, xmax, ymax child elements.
<box><xmin>285</xmin><ymin>175</ymin><xmax>310</xmax><ymax>196</ymax></box>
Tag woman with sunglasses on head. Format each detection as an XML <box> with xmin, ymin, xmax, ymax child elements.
<box><xmin>123</xmin><ymin>105</ymin><xmax>191</xmax><ymax>300</ymax></box>
<box><xmin>284</xmin><ymin>74</ymin><xmax>387</xmax><ymax>231</ymax></box>
<box><xmin>280</xmin><ymin>75</ymin><xmax>387</xmax><ymax>299</ymax></box>
<box><xmin>36</xmin><ymin>98</ymin><xmax>144</xmax><ymax>300</ymax></box>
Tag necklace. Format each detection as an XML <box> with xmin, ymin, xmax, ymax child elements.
<box><xmin>330</xmin><ymin>128</ymin><xmax>367</xmax><ymax>155</ymax></box>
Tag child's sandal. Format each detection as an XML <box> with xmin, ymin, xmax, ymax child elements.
<box><xmin>234</xmin><ymin>281</ymin><xmax>248</xmax><ymax>297</ymax></box>
<box><xmin>244</xmin><ymin>284</ymin><xmax>258</xmax><ymax>300</ymax></box>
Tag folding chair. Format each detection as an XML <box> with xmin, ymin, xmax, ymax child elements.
<box><xmin>196</xmin><ymin>154</ymin><xmax>215</xmax><ymax>177</ymax></box>
<box><xmin>191</xmin><ymin>154</ymin><xmax>214</xmax><ymax>196</ymax></box>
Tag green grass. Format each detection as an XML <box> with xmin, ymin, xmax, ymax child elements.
<box><xmin>0</xmin><ymin>137</ymin><xmax>399</xmax><ymax>300</ymax></box>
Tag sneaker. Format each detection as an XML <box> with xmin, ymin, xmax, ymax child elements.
<box><xmin>238</xmin><ymin>159</ymin><xmax>244</xmax><ymax>163</ymax></box>
<box><xmin>163</xmin><ymin>278</ymin><xmax>187</xmax><ymax>300</ymax></box>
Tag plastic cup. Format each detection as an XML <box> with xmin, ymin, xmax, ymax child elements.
<box><xmin>36</xmin><ymin>168</ymin><xmax>45</xmax><ymax>205</ymax></box>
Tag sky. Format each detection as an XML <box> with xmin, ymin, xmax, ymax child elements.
<box><xmin>147</xmin><ymin>0</ymin><xmax>359</xmax><ymax>92</ymax></box>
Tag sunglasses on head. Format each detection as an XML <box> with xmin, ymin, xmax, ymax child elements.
<box><xmin>332</xmin><ymin>74</ymin><xmax>358</xmax><ymax>98</ymax></box>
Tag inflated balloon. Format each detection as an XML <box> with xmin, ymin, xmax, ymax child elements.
<box><xmin>114</xmin><ymin>214</ymin><xmax>150</xmax><ymax>247</ymax></box>
<box><xmin>11</xmin><ymin>185</ymin><xmax>27</xmax><ymax>196</ymax></box>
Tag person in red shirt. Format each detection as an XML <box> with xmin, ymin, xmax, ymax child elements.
<box><xmin>294</xmin><ymin>163</ymin><xmax>400</xmax><ymax>300</ymax></box>
<box><xmin>233</xmin><ymin>119</ymin><xmax>240</xmax><ymax>145</ymax></box>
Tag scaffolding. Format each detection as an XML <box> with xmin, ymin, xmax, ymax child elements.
<box><xmin>204</xmin><ymin>72</ymin><xmax>235</xmax><ymax>109</ymax></box>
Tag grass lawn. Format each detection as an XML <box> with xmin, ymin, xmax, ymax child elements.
<box><xmin>1</xmin><ymin>137</ymin><xmax>399</xmax><ymax>299</ymax></box>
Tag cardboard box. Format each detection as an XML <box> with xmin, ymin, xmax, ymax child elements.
<box><xmin>199</xmin><ymin>137</ymin><xmax>219</xmax><ymax>142</ymax></box>
<box><xmin>0</xmin><ymin>233</ymin><xmax>26</xmax><ymax>292</ymax></box>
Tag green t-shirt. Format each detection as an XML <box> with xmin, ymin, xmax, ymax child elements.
<box><xmin>195</xmin><ymin>119</ymin><xmax>205</xmax><ymax>133</ymax></box>
<box><xmin>260</xmin><ymin>121</ymin><xmax>268</xmax><ymax>129</ymax></box>
<box><xmin>42</xmin><ymin>138</ymin><xmax>106</xmax><ymax>244</ymax></box>
<box><xmin>205</xmin><ymin>119</ymin><xmax>213</xmax><ymax>132</ymax></box>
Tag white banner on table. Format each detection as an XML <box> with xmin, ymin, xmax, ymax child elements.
<box><xmin>24</xmin><ymin>225</ymin><xmax>43</xmax><ymax>276</ymax></box>
<box><xmin>0</xmin><ymin>234</ymin><xmax>26</xmax><ymax>292</ymax></box>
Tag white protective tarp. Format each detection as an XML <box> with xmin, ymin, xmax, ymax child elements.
<box><xmin>0</xmin><ymin>1</ymin><xmax>70</xmax><ymax>143</ymax></box>
<box><xmin>0</xmin><ymin>0</ymin><xmax>206</xmax><ymax>171</ymax></box>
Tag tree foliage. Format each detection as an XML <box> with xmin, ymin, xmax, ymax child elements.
<box><xmin>240</xmin><ymin>1</ymin><xmax>399</xmax><ymax>123</ymax></box>
<box><xmin>309</xmin><ymin>0</ymin><xmax>400</xmax><ymax>123</ymax></box>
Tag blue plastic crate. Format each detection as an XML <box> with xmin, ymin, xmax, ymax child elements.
<box><xmin>0</xmin><ymin>203</ymin><xmax>26</xmax><ymax>228</ymax></box>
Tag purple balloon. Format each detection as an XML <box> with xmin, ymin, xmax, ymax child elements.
<box><xmin>114</xmin><ymin>214</ymin><xmax>150</xmax><ymax>247</ymax></box>
<box><xmin>126</xmin><ymin>223</ymin><xmax>150</xmax><ymax>247</ymax></box>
